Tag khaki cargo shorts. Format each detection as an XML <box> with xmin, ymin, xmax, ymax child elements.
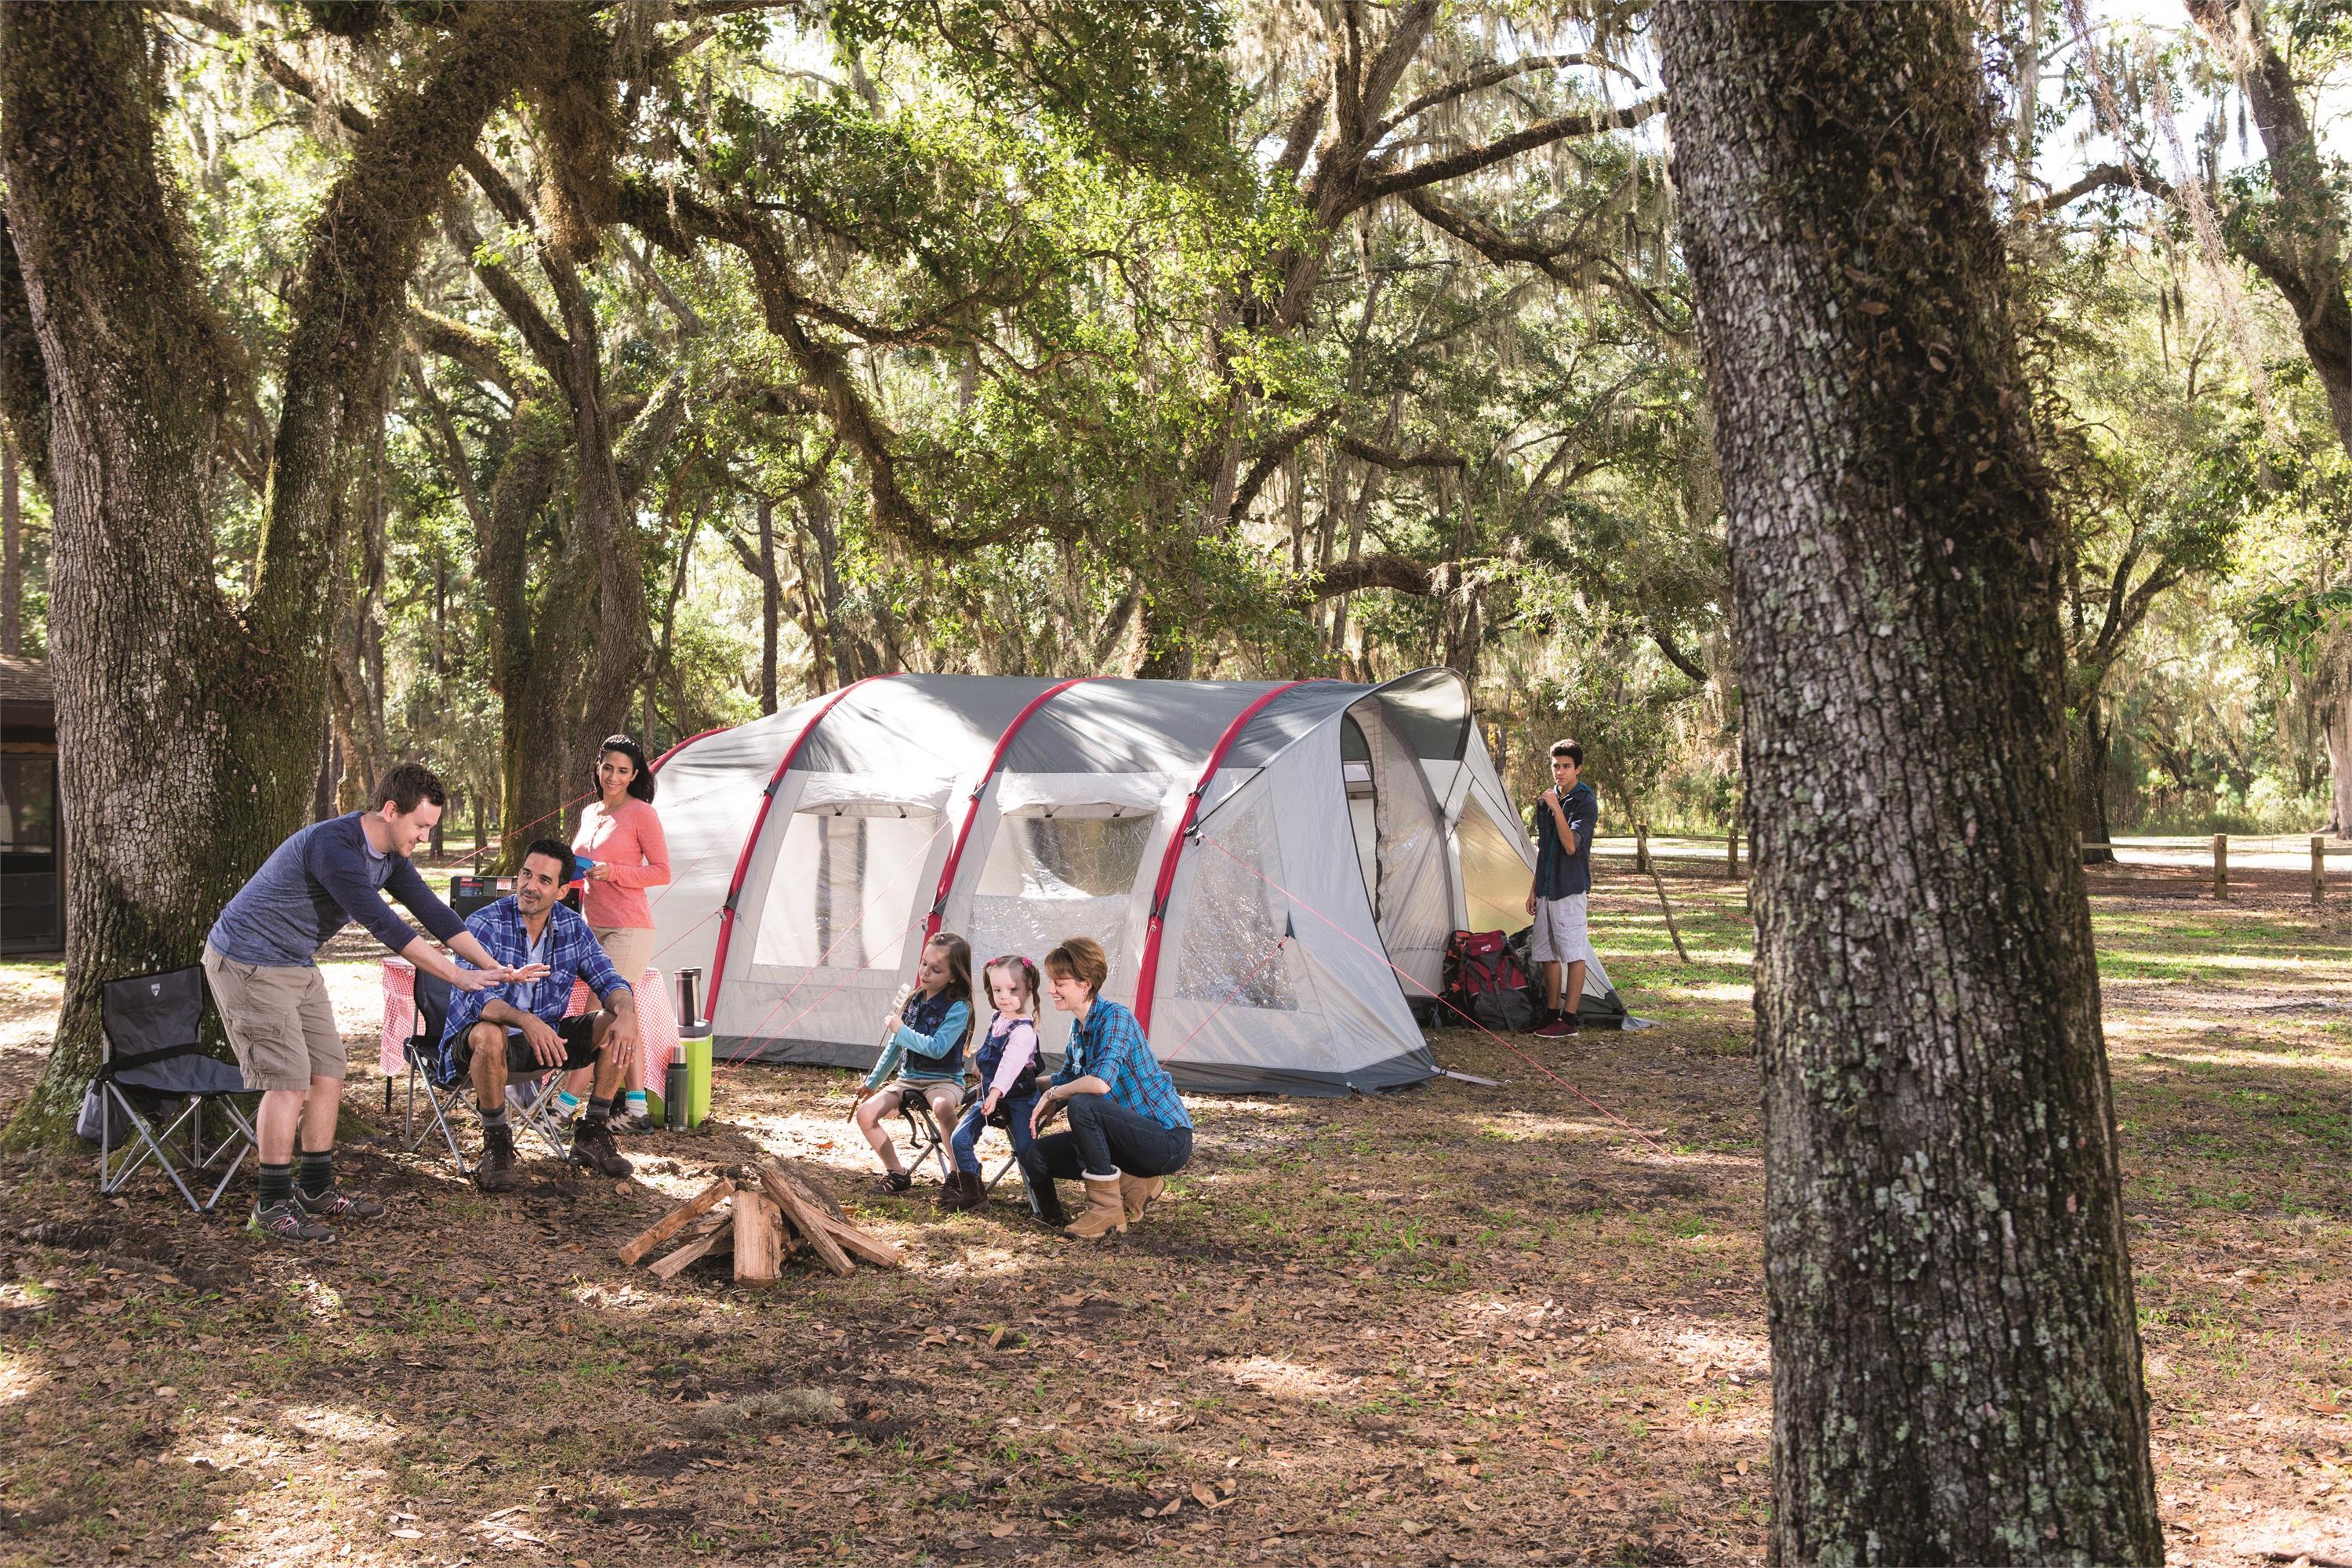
<box><xmin>201</xmin><ymin>942</ymin><xmax>345</xmax><ymax>1091</ymax></box>
<box><xmin>592</xmin><ymin>926</ymin><xmax>655</xmax><ymax>989</ymax></box>
<box><xmin>1530</xmin><ymin>893</ymin><xmax>1594</xmax><ymax>966</ymax></box>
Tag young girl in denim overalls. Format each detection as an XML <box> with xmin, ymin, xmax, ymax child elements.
<box><xmin>938</xmin><ymin>955</ymin><xmax>1058</xmax><ymax>1222</ymax></box>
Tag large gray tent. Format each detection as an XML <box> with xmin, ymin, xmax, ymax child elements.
<box><xmin>645</xmin><ymin>670</ymin><xmax>1615</xmax><ymax>1095</ymax></box>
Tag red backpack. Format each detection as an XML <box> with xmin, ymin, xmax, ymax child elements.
<box><xmin>1430</xmin><ymin>926</ymin><xmax>1543</xmax><ymax>1034</ymax></box>
<box><xmin>1443</xmin><ymin>929</ymin><xmax>1530</xmax><ymax>1029</ymax></box>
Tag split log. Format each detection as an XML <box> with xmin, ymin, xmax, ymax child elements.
<box><xmin>734</xmin><ymin>1191</ymin><xmax>783</xmax><ymax>1283</ymax></box>
<box><xmin>757</xmin><ymin>1157</ymin><xmax>850</xmax><ymax>1225</ymax></box>
<box><xmin>648</xmin><ymin>1212</ymin><xmax>735</xmax><ymax>1280</ymax></box>
<box><xmin>616</xmin><ymin>1177</ymin><xmax>734</xmax><ymax>1265</ymax></box>
<box><xmin>754</xmin><ymin>1159</ymin><xmax>854</xmax><ymax>1277</ymax></box>
<box><xmin>818</xmin><ymin>1215</ymin><xmax>904</xmax><ymax>1271</ymax></box>
<box><xmin>756</xmin><ymin>1157</ymin><xmax>902</xmax><ymax>1270</ymax></box>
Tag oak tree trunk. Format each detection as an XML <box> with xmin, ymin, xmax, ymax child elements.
<box><xmin>2074</xmin><ymin>695</ymin><xmax>2118</xmax><ymax>865</ymax></box>
<box><xmin>757</xmin><ymin>495</ymin><xmax>780</xmax><ymax>715</ymax></box>
<box><xmin>2</xmin><ymin>437</ymin><xmax>19</xmax><ymax>655</ymax></box>
<box><xmin>0</xmin><ymin>7</ymin><xmax>312</xmax><ymax>1141</ymax></box>
<box><xmin>1656</xmin><ymin>5</ymin><xmax>2161</xmax><ymax>1561</ymax></box>
<box><xmin>0</xmin><ymin>4</ymin><xmax>573</xmax><ymax>1142</ymax></box>
<box><xmin>2325</xmin><ymin>656</ymin><xmax>2352</xmax><ymax>837</ymax></box>
<box><xmin>801</xmin><ymin>487</ymin><xmax>869</xmax><ymax>684</ymax></box>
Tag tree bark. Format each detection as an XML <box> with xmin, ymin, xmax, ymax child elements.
<box><xmin>1656</xmin><ymin>5</ymin><xmax>2161</xmax><ymax>1562</ymax></box>
<box><xmin>2327</xmin><ymin>692</ymin><xmax>2352</xmax><ymax>837</ymax></box>
<box><xmin>2321</xmin><ymin>627</ymin><xmax>2352</xmax><ymax>836</ymax></box>
<box><xmin>648</xmin><ymin>496</ymin><xmax>699</xmax><ymax>743</ymax></box>
<box><xmin>800</xmin><ymin>486</ymin><xmax>867</xmax><ymax>684</ymax></box>
<box><xmin>757</xmin><ymin>495</ymin><xmax>780</xmax><ymax>715</ymax></box>
<box><xmin>2074</xmin><ymin>695</ymin><xmax>2118</xmax><ymax>865</ymax></box>
<box><xmin>311</xmin><ymin>716</ymin><xmax>337</xmax><ymax>826</ymax></box>
<box><xmin>474</xmin><ymin>397</ymin><xmax>588</xmax><ymax>869</ymax></box>
<box><xmin>1</xmin><ymin>436</ymin><xmax>18</xmax><ymax>656</ymax></box>
<box><xmin>328</xmin><ymin>446</ymin><xmax>394</xmax><ymax>803</ymax></box>
<box><xmin>0</xmin><ymin>3</ymin><xmax>578</xmax><ymax>1144</ymax></box>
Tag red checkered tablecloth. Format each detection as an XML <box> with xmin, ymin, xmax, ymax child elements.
<box><xmin>380</xmin><ymin>957</ymin><xmax>681</xmax><ymax>1085</ymax></box>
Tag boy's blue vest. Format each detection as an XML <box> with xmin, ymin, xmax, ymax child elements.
<box><xmin>974</xmin><ymin>1016</ymin><xmax>1043</xmax><ymax>1100</ymax></box>
<box><xmin>902</xmin><ymin>987</ymin><xmax>968</xmax><ymax>1070</ymax></box>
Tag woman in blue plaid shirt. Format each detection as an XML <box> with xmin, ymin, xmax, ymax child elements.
<box><xmin>1027</xmin><ymin>936</ymin><xmax>1193</xmax><ymax>1238</ymax></box>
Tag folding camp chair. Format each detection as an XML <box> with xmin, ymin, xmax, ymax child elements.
<box><xmin>898</xmin><ymin>1092</ymin><xmax>957</xmax><ymax>1182</ymax></box>
<box><xmin>905</xmin><ymin>1084</ymin><xmax>1027</xmax><ymax>1203</ymax></box>
<box><xmin>91</xmin><ymin>966</ymin><xmax>256</xmax><ymax>1214</ymax></box>
<box><xmin>403</xmin><ymin>974</ymin><xmax>570</xmax><ymax>1174</ymax></box>
<box><xmin>401</xmin><ymin>972</ymin><xmax>474</xmax><ymax>1175</ymax></box>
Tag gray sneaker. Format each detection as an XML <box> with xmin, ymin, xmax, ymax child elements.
<box><xmin>295</xmin><ymin>1185</ymin><xmax>386</xmax><ymax>1221</ymax></box>
<box><xmin>249</xmin><ymin>1199</ymin><xmax>335</xmax><ymax>1243</ymax></box>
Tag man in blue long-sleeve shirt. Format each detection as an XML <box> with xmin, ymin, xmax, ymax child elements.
<box><xmin>205</xmin><ymin>764</ymin><xmax>539</xmax><ymax>1243</ymax></box>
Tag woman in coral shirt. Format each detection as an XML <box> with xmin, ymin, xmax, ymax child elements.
<box><xmin>568</xmin><ymin>735</ymin><xmax>670</xmax><ymax>1130</ymax></box>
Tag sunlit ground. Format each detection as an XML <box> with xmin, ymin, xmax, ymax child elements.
<box><xmin>0</xmin><ymin>857</ymin><xmax>2346</xmax><ymax>1565</ymax></box>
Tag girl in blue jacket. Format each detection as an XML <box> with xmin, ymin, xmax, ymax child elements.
<box><xmin>851</xmin><ymin>932</ymin><xmax>975</xmax><ymax>1193</ymax></box>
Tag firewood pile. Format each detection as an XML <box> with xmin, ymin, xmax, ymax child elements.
<box><xmin>615</xmin><ymin>1157</ymin><xmax>902</xmax><ymax>1283</ymax></box>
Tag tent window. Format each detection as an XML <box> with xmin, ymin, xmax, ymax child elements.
<box><xmin>1457</xmin><ymin>796</ymin><xmax>1528</xmax><ymax>938</ymax></box>
<box><xmin>1174</xmin><ymin>797</ymin><xmax>1298</xmax><ymax>1011</ymax></box>
<box><xmin>969</xmin><ymin>811</ymin><xmax>1155</xmax><ymax>982</ymax></box>
<box><xmin>753</xmin><ymin>806</ymin><xmax>939</xmax><ymax>971</ymax></box>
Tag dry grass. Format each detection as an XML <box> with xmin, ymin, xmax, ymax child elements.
<box><xmin>0</xmin><ymin>864</ymin><xmax>2346</xmax><ymax>1566</ymax></box>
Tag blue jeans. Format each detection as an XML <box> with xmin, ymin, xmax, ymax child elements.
<box><xmin>1033</xmin><ymin>1091</ymin><xmax>1192</xmax><ymax>1181</ymax></box>
<box><xmin>950</xmin><ymin>1090</ymin><xmax>1041</xmax><ymax>1178</ymax></box>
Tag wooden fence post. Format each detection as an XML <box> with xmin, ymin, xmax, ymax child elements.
<box><xmin>2211</xmin><ymin>833</ymin><xmax>2227</xmax><ymax>901</ymax></box>
<box><xmin>1728</xmin><ymin>829</ymin><xmax>1740</xmax><ymax>880</ymax></box>
<box><xmin>2317</xmin><ymin>837</ymin><xmax>2328</xmax><ymax>907</ymax></box>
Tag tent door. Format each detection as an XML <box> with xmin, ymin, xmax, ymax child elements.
<box><xmin>1341</xmin><ymin>706</ymin><xmax>1450</xmax><ymax>996</ymax></box>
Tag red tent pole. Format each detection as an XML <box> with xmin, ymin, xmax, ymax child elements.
<box><xmin>1131</xmin><ymin>681</ymin><xmax>1312</xmax><ymax>1034</ymax></box>
<box><xmin>923</xmin><ymin>677</ymin><xmax>1098</xmax><ymax>945</ymax></box>
<box><xmin>702</xmin><ymin>674</ymin><xmax>897</xmax><ymax>1027</ymax></box>
<box><xmin>647</xmin><ymin>724</ymin><xmax>728</xmax><ymax>774</ymax></box>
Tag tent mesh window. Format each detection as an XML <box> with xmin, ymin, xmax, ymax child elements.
<box><xmin>1174</xmin><ymin>797</ymin><xmax>1299</xmax><ymax>1012</ymax></box>
<box><xmin>756</xmin><ymin>806</ymin><xmax>940</xmax><ymax>971</ymax></box>
<box><xmin>1356</xmin><ymin>708</ymin><xmax>1452</xmax><ymax>975</ymax></box>
<box><xmin>1456</xmin><ymin>795</ymin><xmax>1530</xmax><ymax>936</ymax></box>
<box><xmin>971</xmin><ymin>810</ymin><xmax>1154</xmax><ymax>976</ymax></box>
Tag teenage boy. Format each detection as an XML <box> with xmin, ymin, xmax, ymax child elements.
<box><xmin>1526</xmin><ymin>740</ymin><xmax>1599</xmax><ymax>1039</ymax></box>
<box><xmin>437</xmin><ymin>840</ymin><xmax>639</xmax><ymax>1192</ymax></box>
<box><xmin>205</xmin><ymin>763</ymin><xmax>535</xmax><ymax>1243</ymax></box>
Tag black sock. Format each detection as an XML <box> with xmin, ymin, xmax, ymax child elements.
<box><xmin>297</xmin><ymin>1149</ymin><xmax>332</xmax><ymax>1198</ymax></box>
<box><xmin>258</xmin><ymin>1162</ymin><xmax>293</xmax><ymax>1208</ymax></box>
<box><xmin>477</xmin><ymin>1102</ymin><xmax>508</xmax><ymax>1132</ymax></box>
<box><xmin>586</xmin><ymin>1094</ymin><xmax>614</xmax><ymax>1126</ymax></box>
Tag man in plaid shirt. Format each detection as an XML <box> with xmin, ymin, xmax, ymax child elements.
<box><xmin>1028</xmin><ymin>936</ymin><xmax>1192</xmax><ymax>1238</ymax></box>
<box><xmin>438</xmin><ymin>839</ymin><xmax>639</xmax><ymax>1191</ymax></box>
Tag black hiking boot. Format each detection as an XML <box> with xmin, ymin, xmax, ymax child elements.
<box><xmin>474</xmin><ymin>1125</ymin><xmax>521</xmax><ymax>1193</ymax></box>
<box><xmin>569</xmin><ymin>1116</ymin><xmax>633</xmax><ymax>1178</ymax></box>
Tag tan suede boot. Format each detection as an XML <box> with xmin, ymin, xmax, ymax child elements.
<box><xmin>1062</xmin><ymin>1174</ymin><xmax>1128</xmax><ymax>1239</ymax></box>
<box><xmin>1118</xmin><ymin>1173</ymin><xmax>1165</xmax><ymax>1226</ymax></box>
